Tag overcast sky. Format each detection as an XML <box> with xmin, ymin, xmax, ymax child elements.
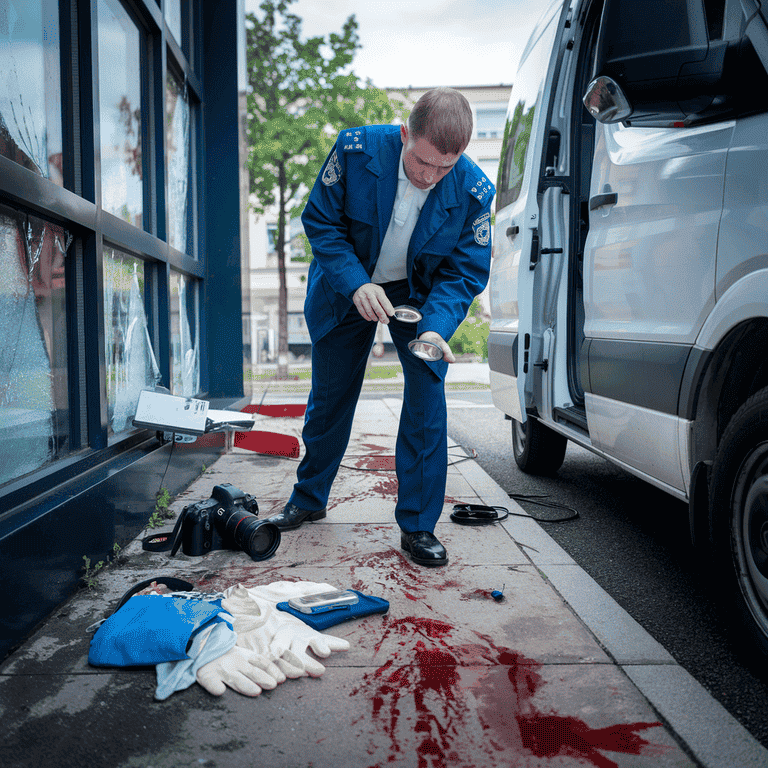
<box><xmin>243</xmin><ymin>0</ymin><xmax>544</xmax><ymax>89</ymax></box>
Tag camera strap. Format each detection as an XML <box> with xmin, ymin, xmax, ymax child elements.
<box><xmin>142</xmin><ymin>509</ymin><xmax>186</xmax><ymax>554</ymax></box>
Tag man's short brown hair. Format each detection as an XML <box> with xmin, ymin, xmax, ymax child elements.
<box><xmin>408</xmin><ymin>88</ymin><xmax>473</xmax><ymax>156</ymax></box>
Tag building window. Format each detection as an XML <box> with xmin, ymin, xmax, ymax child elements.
<box><xmin>103</xmin><ymin>247</ymin><xmax>160</xmax><ymax>436</ymax></box>
<box><xmin>0</xmin><ymin>205</ymin><xmax>70</xmax><ymax>485</ymax></box>
<box><xmin>164</xmin><ymin>0</ymin><xmax>182</xmax><ymax>46</ymax></box>
<box><xmin>170</xmin><ymin>270</ymin><xmax>199</xmax><ymax>397</ymax></box>
<box><xmin>0</xmin><ymin>0</ymin><xmax>63</xmax><ymax>185</ymax></box>
<box><xmin>166</xmin><ymin>67</ymin><xmax>191</xmax><ymax>254</ymax></box>
<box><xmin>98</xmin><ymin>0</ymin><xmax>144</xmax><ymax>227</ymax></box>
<box><xmin>476</xmin><ymin>108</ymin><xmax>506</xmax><ymax>139</ymax></box>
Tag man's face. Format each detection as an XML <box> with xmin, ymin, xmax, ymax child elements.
<box><xmin>400</xmin><ymin>124</ymin><xmax>461</xmax><ymax>190</ymax></box>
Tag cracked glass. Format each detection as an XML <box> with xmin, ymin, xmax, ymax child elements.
<box><xmin>103</xmin><ymin>248</ymin><xmax>160</xmax><ymax>436</ymax></box>
<box><xmin>98</xmin><ymin>0</ymin><xmax>143</xmax><ymax>227</ymax></box>
<box><xmin>0</xmin><ymin>0</ymin><xmax>63</xmax><ymax>185</ymax></box>
<box><xmin>170</xmin><ymin>270</ymin><xmax>199</xmax><ymax>397</ymax></box>
<box><xmin>0</xmin><ymin>207</ymin><xmax>70</xmax><ymax>486</ymax></box>
<box><xmin>166</xmin><ymin>68</ymin><xmax>190</xmax><ymax>254</ymax></box>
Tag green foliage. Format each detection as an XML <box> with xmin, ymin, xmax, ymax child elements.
<box><xmin>147</xmin><ymin>487</ymin><xmax>172</xmax><ymax>528</ymax></box>
<box><xmin>449</xmin><ymin>298</ymin><xmax>490</xmax><ymax>358</ymax></box>
<box><xmin>81</xmin><ymin>555</ymin><xmax>105</xmax><ymax>589</ymax></box>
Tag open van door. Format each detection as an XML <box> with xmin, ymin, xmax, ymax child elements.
<box><xmin>488</xmin><ymin>0</ymin><xmax>572</xmax><ymax>425</ymax></box>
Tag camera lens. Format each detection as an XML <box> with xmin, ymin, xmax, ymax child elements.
<box><xmin>220</xmin><ymin>509</ymin><xmax>281</xmax><ymax>561</ymax></box>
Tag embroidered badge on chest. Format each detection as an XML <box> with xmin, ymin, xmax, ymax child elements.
<box><xmin>473</xmin><ymin>212</ymin><xmax>491</xmax><ymax>246</ymax></box>
<box><xmin>322</xmin><ymin>149</ymin><xmax>342</xmax><ymax>186</ymax></box>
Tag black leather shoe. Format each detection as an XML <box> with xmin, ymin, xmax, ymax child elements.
<box><xmin>400</xmin><ymin>531</ymin><xmax>448</xmax><ymax>566</ymax></box>
<box><xmin>267</xmin><ymin>503</ymin><xmax>326</xmax><ymax>531</ymax></box>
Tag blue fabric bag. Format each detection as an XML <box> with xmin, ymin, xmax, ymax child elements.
<box><xmin>88</xmin><ymin>596</ymin><xmax>228</xmax><ymax>667</ymax></box>
<box><xmin>276</xmin><ymin>590</ymin><xmax>389</xmax><ymax>631</ymax></box>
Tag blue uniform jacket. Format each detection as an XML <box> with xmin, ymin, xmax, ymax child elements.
<box><xmin>301</xmin><ymin>125</ymin><xmax>495</xmax><ymax>347</ymax></box>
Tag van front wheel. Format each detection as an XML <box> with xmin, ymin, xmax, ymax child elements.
<box><xmin>710</xmin><ymin>385</ymin><xmax>768</xmax><ymax>660</ymax></box>
<box><xmin>511</xmin><ymin>417</ymin><xmax>567</xmax><ymax>475</ymax></box>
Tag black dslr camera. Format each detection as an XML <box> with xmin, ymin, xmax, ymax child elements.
<box><xmin>145</xmin><ymin>483</ymin><xmax>280</xmax><ymax>561</ymax></box>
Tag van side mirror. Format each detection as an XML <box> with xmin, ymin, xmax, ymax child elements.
<box><xmin>587</xmin><ymin>0</ymin><xmax>729</xmax><ymax>126</ymax></box>
<box><xmin>582</xmin><ymin>76</ymin><xmax>632</xmax><ymax>124</ymax></box>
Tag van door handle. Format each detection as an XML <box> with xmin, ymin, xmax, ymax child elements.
<box><xmin>589</xmin><ymin>192</ymin><xmax>618</xmax><ymax>211</ymax></box>
<box><xmin>506</xmin><ymin>225</ymin><xmax>519</xmax><ymax>239</ymax></box>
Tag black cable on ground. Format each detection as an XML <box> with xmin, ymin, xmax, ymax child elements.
<box><xmin>506</xmin><ymin>493</ymin><xmax>580</xmax><ymax>523</ymax></box>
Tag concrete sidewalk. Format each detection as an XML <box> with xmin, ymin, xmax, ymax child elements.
<box><xmin>1</xmin><ymin>394</ymin><xmax>766</xmax><ymax>768</ymax></box>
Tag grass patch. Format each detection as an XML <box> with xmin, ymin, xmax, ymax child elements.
<box><xmin>365</xmin><ymin>364</ymin><xmax>402</xmax><ymax>380</ymax></box>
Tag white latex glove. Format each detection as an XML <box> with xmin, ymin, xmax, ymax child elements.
<box><xmin>196</xmin><ymin>645</ymin><xmax>279</xmax><ymax>697</ymax></box>
<box><xmin>269</xmin><ymin>623</ymin><xmax>350</xmax><ymax>677</ymax></box>
<box><xmin>223</xmin><ymin>582</ymin><xmax>351</xmax><ymax>678</ymax></box>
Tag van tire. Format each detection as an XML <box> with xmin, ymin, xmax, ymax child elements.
<box><xmin>710</xmin><ymin>385</ymin><xmax>768</xmax><ymax>660</ymax></box>
<box><xmin>511</xmin><ymin>417</ymin><xmax>567</xmax><ymax>475</ymax></box>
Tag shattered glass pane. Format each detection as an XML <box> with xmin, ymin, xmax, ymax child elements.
<box><xmin>0</xmin><ymin>0</ymin><xmax>63</xmax><ymax>184</ymax></box>
<box><xmin>166</xmin><ymin>69</ymin><xmax>190</xmax><ymax>253</ymax></box>
<box><xmin>170</xmin><ymin>270</ymin><xmax>199</xmax><ymax>398</ymax></box>
<box><xmin>0</xmin><ymin>207</ymin><xmax>69</xmax><ymax>486</ymax></box>
<box><xmin>98</xmin><ymin>0</ymin><xmax>143</xmax><ymax>227</ymax></box>
<box><xmin>103</xmin><ymin>249</ymin><xmax>160</xmax><ymax>436</ymax></box>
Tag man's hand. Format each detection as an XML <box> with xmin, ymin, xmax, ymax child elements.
<box><xmin>418</xmin><ymin>331</ymin><xmax>456</xmax><ymax>363</ymax></box>
<box><xmin>352</xmin><ymin>284</ymin><xmax>394</xmax><ymax>323</ymax></box>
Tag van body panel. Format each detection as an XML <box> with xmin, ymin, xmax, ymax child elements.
<box><xmin>584</xmin><ymin>392</ymin><xmax>686</xmax><ymax>491</ymax></box>
<box><xmin>716</xmin><ymin>113</ymin><xmax>768</xmax><ymax>299</ymax></box>
<box><xmin>583</xmin><ymin>120</ymin><xmax>732</xmax><ymax>345</ymax></box>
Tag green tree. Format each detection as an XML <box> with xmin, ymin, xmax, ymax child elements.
<box><xmin>449</xmin><ymin>297</ymin><xmax>490</xmax><ymax>359</ymax></box>
<box><xmin>245</xmin><ymin>0</ymin><xmax>403</xmax><ymax>378</ymax></box>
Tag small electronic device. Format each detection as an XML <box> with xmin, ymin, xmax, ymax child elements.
<box><xmin>133</xmin><ymin>390</ymin><xmax>210</xmax><ymax>434</ymax></box>
<box><xmin>287</xmin><ymin>589</ymin><xmax>359</xmax><ymax>614</ymax></box>
<box><xmin>133</xmin><ymin>389</ymin><xmax>257</xmax><ymax>437</ymax></box>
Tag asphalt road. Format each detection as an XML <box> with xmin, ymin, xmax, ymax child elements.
<box><xmin>444</xmin><ymin>388</ymin><xmax>768</xmax><ymax>750</ymax></box>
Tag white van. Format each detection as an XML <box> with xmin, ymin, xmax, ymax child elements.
<box><xmin>488</xmin><ymin>0</ymin><xmax>768</xmax><ymax>658</ymax></box>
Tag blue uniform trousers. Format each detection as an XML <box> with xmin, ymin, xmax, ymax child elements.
<box><xmin>289</xmin><ymin>280</ymin><xmax>448</xmax><ymax>534</ymax></box>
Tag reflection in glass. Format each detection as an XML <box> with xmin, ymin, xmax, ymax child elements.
<box><xmin>103</xmin><ymin>249</ymin><xmax>160</xmax><ymax>435</ymax></box>
<box><xmin>0</xmin><ymin>0</ymin><xmax>63</xmax><ymax>184</ymax></box>
<box><xmin>166</xmin><ymin>69</ymin><xmax>190</xmax><ymax>253</ymax></box>
<box><xmin>98</xmin><ymin>0</ymin><xmax>143</xmax><ymax>227</ymax></box>
<box><xmin>165</xmin><ymin>0</ymin><xmax>182</xmax><ymax>46</ymax></box>
<box><xmin>170</xmin><ymin>270</ymin><xmax>199</xmax><ymax>397</ymax></box>
<box><xmin>0</xmin><ymin>207</ymin><xmax>69</xmax><ymax>485</ymax></box>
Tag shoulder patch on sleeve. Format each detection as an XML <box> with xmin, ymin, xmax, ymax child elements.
<box><xmin>472</xmin><ymin>212</ymin><xmax>491</xmax><ymax>246</ymax></box>
<box><xmin>322</xmin><ymin>149</ymin><xmax>342</xmax><ymax>186</ymax></box>
<box><xmin>469</xmin><ymin>174</ymin><xmax>494</xmax><ymax>204</ymax></box>
<box><xmin>340</xmin><ymin>128</ymin><xmax>366</xmax><ymax>153</ymax></box>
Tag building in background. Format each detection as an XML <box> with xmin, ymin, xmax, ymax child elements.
<box><xmin>0</xmin><ymin>0</ymin><xmax>250</xmax><ymax>658</ymax></box>
<box><xmin>247</xmin><ymin>83</ymin><xmax>512</xmax><ymax>365</ymax></box>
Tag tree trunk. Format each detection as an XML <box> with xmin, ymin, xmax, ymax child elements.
<box><xmin>276</xmin><ymin>161</ymin><xmax>289</xmax><ymax>380</ymax></box>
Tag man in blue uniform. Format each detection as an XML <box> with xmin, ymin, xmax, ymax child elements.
<box><xmin>267</xmin><ymin>88</ymin><xmax>495</xmax><ymax>566</ymax></box>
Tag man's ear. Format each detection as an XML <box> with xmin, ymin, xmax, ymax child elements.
<box><xmin>400</xmin><ymin>124</ymin><xmax>408</xmax><ymax>145</ymax></box>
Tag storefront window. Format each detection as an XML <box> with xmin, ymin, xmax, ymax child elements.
<box><xmin>0</xmin><ymin>0</ymin><xmax>63</xmax><ymax>185</ymax></box>
<box><xmin>0</xmin><ymin>207</ymin><xmax>69</xmax><ymax>485</ymax></box>
<box><xmin>170</xmin><ymin>270</ymin><xmax>199</xmax><ymax>397</ymax></box>
<box><xmin>166</xmin><ymin>68</ymin><xmax>190</xmax><ymax>253</ymax></box>
<box><xmin>103</xmin><ymin>248</ymin><xmax>160</xmax><ymax>436</ymax></box>
<box><xmin>98</xmin><ymin>0</ymin><xmax>143</xmax><ymax>227</ymax></box>
<box><xmin>165</xmin><ymin>0</ymin><xmax>181</xmax><ymax>46</ymax></box>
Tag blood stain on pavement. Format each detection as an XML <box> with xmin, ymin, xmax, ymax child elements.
<box><xmin>351</xmin><ymin>619</ymin><xmax>668</xmax><ymax>768</ymax></box>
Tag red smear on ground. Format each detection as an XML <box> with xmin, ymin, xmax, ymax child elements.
<box><xmin>233</xmin><ymin>430</ymin><xmax>300</xmax><ymax>457</ymax></box>
<box><xmin>354</xmin><ymin>455</ymin><xmax>396</xmax><ymax>471</ymax></box>
<box><xmin>352</xmin><ymin>618</ymin><xmax>667</xmax><ymax>768</ymax></box>
<box><xmin>241</xmin><ymin>403</ymin><xmax>307</xmax><ymax>417</ymax></box>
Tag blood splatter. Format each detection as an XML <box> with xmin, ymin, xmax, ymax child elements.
<box><xmin>353</xmin><ymin>456</ymin><xmax>396</xmax><ymax>471</ymax></box>
<box><xmin>241</xmin><ymin>403</ymin><xmax>307</xmax><ymax>417</ymax></box>
<box><xmin>351</xmin><ymin>619</ymin><xmax>667</xmax><ymax>768</ymax></box>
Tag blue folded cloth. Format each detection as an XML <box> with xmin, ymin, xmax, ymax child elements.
<box><xmin>89</xmin><ymin>596</ymin><xmax>230</xmax><ymax>667</ymax></box>
<box><xmin>276</xmin><ymin>590</ymin><xmax>389</xmax><ymax>630</ymax></box>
